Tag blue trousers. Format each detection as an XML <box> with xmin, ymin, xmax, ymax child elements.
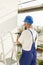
<box><xmin>19</xmin><ymin>50</ymin><xmax>36</xmax><ymax>65</ymax></box>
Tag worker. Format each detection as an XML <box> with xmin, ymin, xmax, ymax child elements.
<box><xmin>16</xmin><ymin>16</ymin><xmax>38</xmax><ymax>65</ymax></box>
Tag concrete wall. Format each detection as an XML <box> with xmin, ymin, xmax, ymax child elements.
<box><xmin>0</xmin><ymin>0</ymin><xmax>18</xmax><ymax>36</ymax></box>
<box><xmin>0</xmin><ymin>0</ymin><xmax>18</xmax><ymax>61</ymax></box>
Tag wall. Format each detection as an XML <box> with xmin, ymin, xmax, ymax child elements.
<box><xmin>0</xmin><ymin>0</ymin><xmax>18</xmax><ymax>36</ymax></box>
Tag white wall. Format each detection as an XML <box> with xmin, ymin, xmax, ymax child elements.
<box><xmin>0</xmin><ymin>15</ymin><xmax>17</xmax><ymax>36</ymax></box>
<box><xmin>0</xmin><ymin>0</ymin><xmax>18</xmax><ymax>36</ymax></box>
<box><xmin>0</xmin><ymin>0</ymin><xmax>18</xmax><ymax>19</ymax></box>
<box><xmin>0</xmin><ymin>0</ymin><xmax>18</xmax><ymax>61</ymax></box>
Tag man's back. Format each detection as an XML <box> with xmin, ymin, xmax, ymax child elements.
<box><xmin>18</xmin><ymin>28</ymin><xmax>38</xmax><ymax>51</ymax></box>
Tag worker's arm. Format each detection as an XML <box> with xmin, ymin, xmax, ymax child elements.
<box><xmin>16</xmin><ymin>35</ymin><xmax>20</xmax><ymax>44</ymax></box>
<box><xmin>16</xmin><ymin>31</ymin><xmax>24</xmax><ymax>46</ymax></box>
<box><xmin>16</xmin><ymin>34</ymin><xmax>22</xmax><ymax>47</ymax></box>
